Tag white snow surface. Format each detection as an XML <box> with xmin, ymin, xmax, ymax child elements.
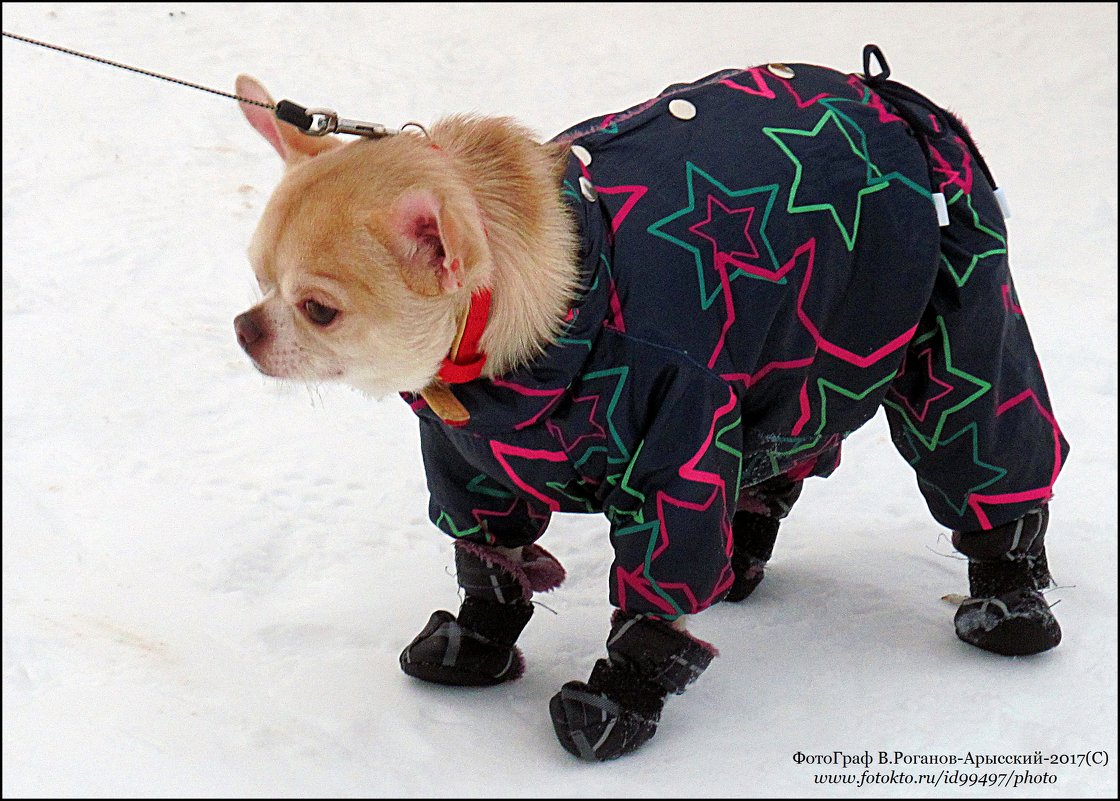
<box><xmin>3</xmin><ymin>3</ymin><xmax>1117</xmax><ymax>797</ymax></box>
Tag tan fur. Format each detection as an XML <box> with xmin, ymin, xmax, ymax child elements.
<box><xmin>234</xmin><ymin>76</ymin><xmax>580</xmax><ymax>396</ymax></box>
<box><xmin>428</xmin><ymin>114</ymin><xmax>580</xmax><ymax>376</ymax></box>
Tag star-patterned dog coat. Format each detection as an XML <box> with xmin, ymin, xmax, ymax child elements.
<box><xmin>405</xmin><ymin>62</ymin><xmax>1069</xmax><ymax>619</ymax></box>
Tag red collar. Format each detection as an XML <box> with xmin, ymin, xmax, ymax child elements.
<box><xmin>424</xmin><ymin>142</ymin><xmax>491</xmax><ymax>384</ymax></box>
<box><xmin>437</xmin><ymin>288</ymin><xmax>491</xmax><ymax>384</ymax></box>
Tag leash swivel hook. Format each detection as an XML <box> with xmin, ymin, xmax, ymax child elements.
<box><xmin>275</xmin><ymin>99</ymin><xmax>398</xmax><ymax>139</ymax></box>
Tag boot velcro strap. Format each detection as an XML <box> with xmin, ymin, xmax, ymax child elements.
<box><xmin>968</xmin><ymin>559</ymin><xmax>1038</xmax><ymax>599</ymax></box>
<box><xmin>606</xmin><ymin>614</ymin><xmax>716</xmax><ymax>695</ymax></box>
<box><xmin>953</xmin><ymin>506</ymin><xmax>1048</xmax><ymax>561</ymax></box>
<box><xmin>588</xmin><ymin>659</ymin><xmax>665</xmax><ymax>722</ymax></box>
<box><xmin>456</xmin><ymin>596</ymin><xmax>533</xmax><ymax>647</ymax></box>
<box><xmin>455</xmin><ymin>542</ymin><xmax>532</xmax><ymax>603</ymax></box>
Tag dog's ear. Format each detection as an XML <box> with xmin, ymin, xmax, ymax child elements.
<box><xmin>387</xmin><ymin>189</ymin><xmax>491</xmax><ymax>297</ymax></box>
<box><xmin>235</xmin><ymin>74</ymin><xmax>341</xmax><ymax>163</ymax></box>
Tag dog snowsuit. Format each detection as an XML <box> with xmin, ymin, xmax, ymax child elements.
<box><xmin>404</xmin><ymin>60</ymin><xmax>1068</xmax><ymax>621</ymax></box>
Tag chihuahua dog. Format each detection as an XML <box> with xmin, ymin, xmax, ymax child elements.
<box><xmin>234</xmin><ymin>48</ymin><xmax>1068</xmax><ymax>760</ymax></box>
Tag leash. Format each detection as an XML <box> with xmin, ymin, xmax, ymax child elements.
<box><xmin>5</xmin><ymin>30</ymin><xmax>523</xmax><ymax>417</ymax></box>
<box><xmin>2</xmin><ymin>30</ymin><xmax>397</xmax><ymax>139</ymax></box>
<box><xmin>4</xmin><ymin>29</ymin><xmax>495</xmax><ymax>421</ymax></box>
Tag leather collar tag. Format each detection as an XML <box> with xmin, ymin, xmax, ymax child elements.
<box><xmin>419</xmin><ymin>382</ymin><xmax>470</xmax><ymax>427</ymax></box>
<box><xmin>420</xmin><ymin>287</ymin><xmax>492</xmax><ymax>426</ymax></box>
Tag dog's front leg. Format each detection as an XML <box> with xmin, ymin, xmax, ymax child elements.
<box><xmin>727</xmin><ymin>472</ymin><xmax>806</xmax><ymax>601</ymax></box>
<box><xmin>549</xmin><ymin>613</ymin><xmax>717</xmax><ymax>761</ymax></box>
<box><xmin>400</xmin><ymin>540</ymin><xmax>565</xmax><ymax>685</ymax></box>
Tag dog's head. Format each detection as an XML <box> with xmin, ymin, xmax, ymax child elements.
<box><xmin>232</xmin><ymin>76</ymin><xmax>493</xmax><ymax>396</ymax></box>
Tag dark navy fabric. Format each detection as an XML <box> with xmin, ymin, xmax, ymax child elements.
<box><xmin>404</xmin><ymin>63</ymin><xmax>1069</xmax><ymax>619</ymax></box>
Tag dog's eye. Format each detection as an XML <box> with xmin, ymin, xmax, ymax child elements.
<box><xmin>302</xmin><ymin>299</ymin><xmax>338</xmax><ymax>326</ymax></box>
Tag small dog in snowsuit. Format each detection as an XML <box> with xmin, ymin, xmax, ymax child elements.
<box><xmin>235</xmin><ymin>46</ymin><xmax>1068</xmax><ymax>761</ymax></box>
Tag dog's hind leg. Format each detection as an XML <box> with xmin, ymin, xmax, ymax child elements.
<box><xmin>874</xmin><ymin>87</ymin><xmax>1069</xmax><ymax>655</ymax></box>
<box><xmin>952</xmin><ymin>506</ymin><xmax>1061</xmax><ymax>656</ymax></box>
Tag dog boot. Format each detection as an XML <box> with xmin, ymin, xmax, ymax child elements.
<box><xmin>400</xmin><ymin>540</ymin><xmax>565</xmax><ymax>686</ymax></box>
<box><xmin>549</xmin><ymin>613</ymin><xmax>717</xmax><ymax>761</ymax></box>
<box><xmin>952</xmin><ymin>506</ymin><xmax>1061</xmax><ymax>656</ymax></box>
<box><xmin>726</xmin><ymin>475</ymin><xmax>803</xmax><ymax>602</ymax></box>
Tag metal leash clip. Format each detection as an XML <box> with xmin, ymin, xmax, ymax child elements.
<box><xmin>275</xmin><ymin>99</ymin><xmax>398</xmax><ymax>139</ymax></box>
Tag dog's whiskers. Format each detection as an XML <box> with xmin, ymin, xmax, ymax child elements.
<box><xmin>301</xmin><ymin>381</ymin><xmax>327</xmax><ymax>408</ymax></box>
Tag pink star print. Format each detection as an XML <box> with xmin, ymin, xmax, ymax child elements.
<box><xmin>688</xmin><ymin>195</ymin><xmax>761</xmax><ymax>271</ymax></box>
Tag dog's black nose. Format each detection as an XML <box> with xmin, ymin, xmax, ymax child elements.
<box><xmin>234</xmin><ymin>311</ymin><xmax>264</xmax><ymax>352</ymax></box>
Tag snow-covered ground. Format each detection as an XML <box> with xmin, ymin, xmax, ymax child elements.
<box><xmin>3</xmin><ymin>3</ymin><xmax>1116</xmax><ymax>797</ymax></box>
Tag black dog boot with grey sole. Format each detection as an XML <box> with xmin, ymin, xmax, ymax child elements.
<box><xmin>400</xmin><ymin>540</ymin><xmax>565</xmax><ymax>686</ymax></box>
<box><xmin>550</xmin><ymin>613</ymin><xmax>717</xmax><ymax>761</ymax></box>
<box><xmin>400</xmin><ymin>598</ymin><xmax>533</xmax><ymax>686</ymax></box>
<box><xmin>952</xmin><ymin>506</ymin><xmax>1061</xmax><ymax>656</ymax></box>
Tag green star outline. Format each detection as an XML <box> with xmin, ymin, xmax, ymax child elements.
<box><xmin>434</xmin><ymin>511</ymin><xmax>485</xmax><ymax>541</ymax></box>
<box><xmin>815</xmin><ymin>93</ymin><xmax>934</xmax><ymax>199</ymax></box>
<box><xmin>646</xmin><ymin>163</ymin><xmax>785</xmax><ymax>312</ymax></box>
<box><xmin>915</xmin><ymin>422</ymin><xmax>1008</xmax><ymax>517</ymax></box>
<box><xmin>880</xmin><ymin>315</ymin><xmax>991</xmax><ymax>450</ymax></box>
<box><xmin>466</xmin><ymin>473</ymin><xmax>514</xmax><ymax>501</ymax></box>
<box><xmin>764</xmin><ymin>108</ymin><xmax>892</xmax><ymax>251</ymax></box>
<box><xmin>768</xmin><ymin>369</ymin><xmax>898</xmax><ymax>468</ymax></box>
<box><xmin>570</xmin><ymin>366</ymin><xmax>634</xmax><ymax>472</ymax></box>
<box><xmin>937</xmin><ymin>191</ymin><xmax>1007</xmax><ymax>288</ymax></box>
